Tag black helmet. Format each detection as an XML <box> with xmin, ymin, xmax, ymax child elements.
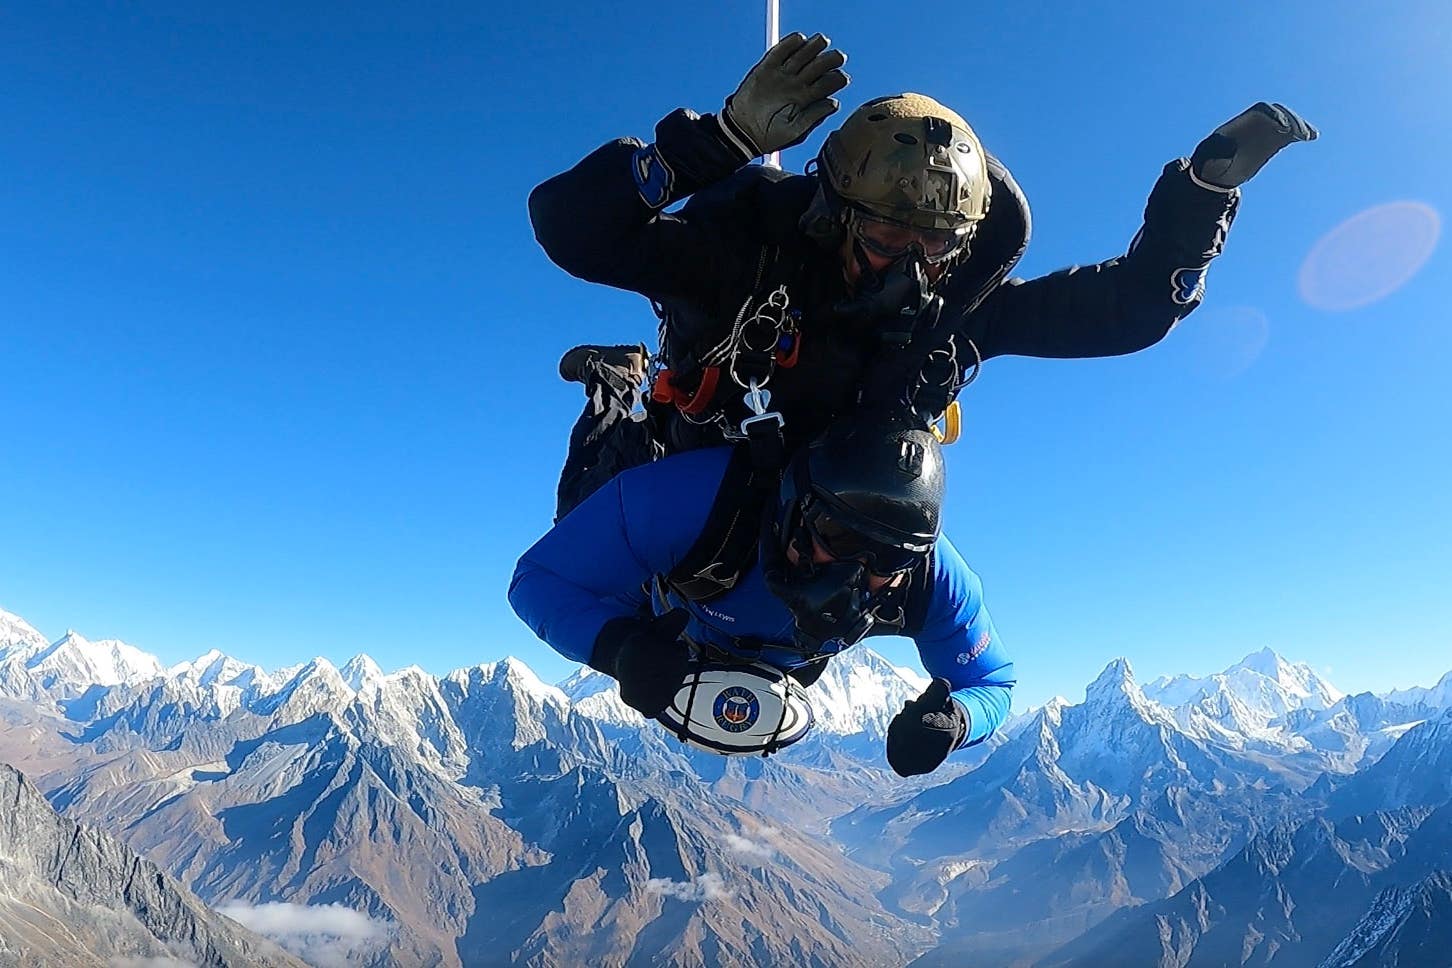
<box><xmin>778</xmin><ymin>410</ymin><xmax>945</xmax><ymax>575</ymax></box>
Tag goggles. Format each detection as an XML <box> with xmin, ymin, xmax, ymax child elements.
<box><xmin>800</xmin><ymin>494</ymin><xmax>925</xmax><ymax>577</ymax></box>
<box><xmin>849</xmin><ymin>211</ymin><xmax>968</xmax><ymax>265</ymax></box>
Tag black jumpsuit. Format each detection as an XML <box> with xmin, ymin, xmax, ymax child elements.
<box><xmin>530</xmin><ymin>107</ymin><xmax>1241</xmax><ymax>518</ymax></box>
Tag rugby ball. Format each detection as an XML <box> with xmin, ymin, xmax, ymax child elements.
<box><xmin>655</xmin><ymin>661</ymin><xmax>815</xmax><ymax>756</ymax></box>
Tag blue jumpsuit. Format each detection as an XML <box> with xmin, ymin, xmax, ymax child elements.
<box><xmin>509</xmin><ymin>447</ymin><xmax>1015</xmax><ymax>748</ymax></box>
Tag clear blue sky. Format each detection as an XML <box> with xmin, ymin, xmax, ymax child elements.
<box><xmin>2</xmin><ymin>1</ymin><xmax>1448</xmax><ymax>709</ymax></box>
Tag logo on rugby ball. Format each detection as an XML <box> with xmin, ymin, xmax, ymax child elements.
<box><xmin>712</xmin><ymin>686</ymin><xmax>761</xmax><ymax>733</ymax></box>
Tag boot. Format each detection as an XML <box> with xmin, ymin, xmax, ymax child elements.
<box><xmin>558</xmin><ymin>343</ymin><xmax>649</xmax><ymax>385</ymax></box>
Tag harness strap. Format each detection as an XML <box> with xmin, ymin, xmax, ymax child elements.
<box><xmin>742</xmin><ymin>410</ymin><xmax>785</xmax><ymax>477</ymax></box>
<box><xmin>677</xmin><ymin>665</ymin><xmax>704</xmax><ymax>744</ymax></box>
<box><xmin>762</xmin><ymin>674</ymin><xmax>792</xmax><ymax>758</ymax></box>
<box><xmin>664</xmin><ymin>448</ymin><xmax>775</xmax><ymax>603</ymax></box>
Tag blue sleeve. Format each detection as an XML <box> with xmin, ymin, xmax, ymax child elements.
<box><xmin>507</xmin><ymin>448</ymin><xmax>731</xmax><ymax>665</ymax></box>
<box><xmin>911</xmin><ymin>535</ymin><xmax>1016</xmax><ymax>748</ymax></box>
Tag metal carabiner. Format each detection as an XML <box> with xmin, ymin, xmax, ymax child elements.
<box><xmin>743</xmin><ymin>378</ymin><xmax>772</xmax><ymax>416</ymax></box>
<box><xmin>739</xmin><ymin>377</ymin><xmax>785</xmax><ymax>437</ymax></box>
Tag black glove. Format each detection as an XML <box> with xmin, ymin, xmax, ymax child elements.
<box><xmin>589</xmin><ymin>610</ymin><xmax>692</xmax><ymax>717</ymax></box>
<box><xmin>720</xmin><ymin>32</ymin><xmax>849</xmax><ymax>159</ymax></box>
<box><xmin>1190</xmin><ymin>102</ymin><xmax>1318</xmax><ymax>190</ymax></box>
<box><xmin>886</xmin><ymin>678</ymin><xmax>967</xmax><ymax>777</ymax></box>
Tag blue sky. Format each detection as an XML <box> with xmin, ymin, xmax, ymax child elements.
<box><xmin>1</xmin><ymin>1</ymin><xmax>1447</xmax><ymax>708</ymax></box>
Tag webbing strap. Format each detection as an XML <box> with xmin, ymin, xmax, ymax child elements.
<box><xmin>762</xmin><ymin>675</ymin><xmax>792</xmax><ymax>758</ymax></box>
<box><xmin>677</xmin><ymin>666</ymin><xmax>704</xmax><ymax>744</ymax></box>
<box><xmin>664</xmin><ymin>448</ymin><xmax>774</xmax><ymax>603</ymax></box>
<box><xmin>742</xmin><ymin>412</ymin><xmax>785</xmax><ymax>477</ymax></box>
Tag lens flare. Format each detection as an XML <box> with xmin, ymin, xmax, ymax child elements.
<box><xmin>1186</xmin><ymin>305</ymin><xmax>1271</xmax><ymax>379</ymax></box>
<box><xmin>1299</xmin><ymin>202</ymin><xmax>1441</xmax><ymax>312</ymax></box>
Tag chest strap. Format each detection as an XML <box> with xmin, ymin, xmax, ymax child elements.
<box><xmin>663</xmin><ymin>447</ymin><xmax>778</xmax><ymax>603</ymax></box>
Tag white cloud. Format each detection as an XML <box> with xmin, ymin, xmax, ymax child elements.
<box><xmin>645</xmin><ymin>873</ymin><xmax>731</xmax><ymax>902</ymax></box>
<box><xmin>216</xmin><ymin>901</ymin><xmax>395</xmax><ymax>968</ymax></box>
<box><xmin>723</xmin><ymin>833</ymin><xmax>776</xmax><ymax>860</ymax></box>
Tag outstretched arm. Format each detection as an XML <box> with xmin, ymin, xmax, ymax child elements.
<box><xmin>964</xmin><ymin>103</ymin><xmax>1315</xmax><ymax>363</ymax></box>
<box><xmin>965</xmin><ymin>158</ymin><xmax>1240</xmax><ymax>361</ymax></box>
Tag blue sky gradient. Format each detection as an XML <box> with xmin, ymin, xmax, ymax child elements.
<box><xmin>2</xmin><ymin>1</ymin><xmax>1447</xmax><ymax>707</ymax></box>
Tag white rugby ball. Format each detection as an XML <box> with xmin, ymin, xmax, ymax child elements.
<box><xmin>655</xmin><ymin>662</ymin><xmax>815</xmax><ymax>756</ymax></box>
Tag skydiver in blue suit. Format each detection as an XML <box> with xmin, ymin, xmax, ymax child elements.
<box><xmin>509</xmin><ymin>411</ymin><xmax>1014</xmax><ymax>777</ymax></box>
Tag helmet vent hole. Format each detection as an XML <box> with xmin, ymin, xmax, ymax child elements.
<box><xmin>894</xmin><ymin>133</ymin><xmax>919</xmax><ymax>145</ymax></box>
<box><xmin>867</xmin><ymin>113</ymin><xmax>888</xmax><ymax>122</ymax></box>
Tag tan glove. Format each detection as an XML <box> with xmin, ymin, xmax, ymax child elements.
<box><xmin>719</xmin><ymin>32</ymin><xmax>849</xmax><ymax>159</ymax></box>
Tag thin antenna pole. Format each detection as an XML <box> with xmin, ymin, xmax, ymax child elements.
<box><xmin>763</xmin><ymin>0</ymin><xmax>781</xmax><ymax>170</ymax></box>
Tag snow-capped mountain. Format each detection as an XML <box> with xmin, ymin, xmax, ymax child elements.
<box><xmin>1144</xmin><ymin>645</ymin><xmax>1343</xmax><ymax>723</ymax></box>
<box><xmin>559</xmin><ymin>664</ymin><xmax>643</xmax><ymax>728</ymax></box>
<box><xmin>1329</xmin><ymin>708</ymin><xmax>1452</xmax><ymax>816</ymax></box>
<box><xmin>340</xmin><ymin>652</ymin><xmax>386</xmax><ymax>692</ymax></box>
<box><xmin>1283</xmin><ymin>690</ymin><xmax>1438</xmax><ymax>771</ymax></box>
<box><xmin>810</xmin><ymin>647</ymin><xmax>929</xmax><ymax>738</ymax></box>
<box><xmin>837</xmin><ymin>656</ymin><xmax>1332</xmax><ymax>965</ymax></box>
<box><xmin>1040</xmin><ymin>699</ymin><xmax>1452</xmax><ymax>967</ymax></box>
<box><xmin>1384</xmin><ymin>669</ymin><xmax>1452</xmax><ymax>711</ymax></box>
<box><xmin>1</xmin><ymin>607</ymin><xmax>931</xmax><ymax>965</ymax></box>
<box><xmin>0</xmin><ymin>609</ymin><xmax>164</xmax><ymax>702</ymax></box>
<box><xmin>170</xmin><ymin>647</ymin><xmax>272</xmax><ymax>691</ymax></box>
<box><xmin>0</xmin><ymin>608</ymin><xmax>49</xmax><ymax>655</ymax></box>
<box><xmin>4</xmin><ymin>601</ymin><xmax>1451</xmax><ymax>968</ymax></box>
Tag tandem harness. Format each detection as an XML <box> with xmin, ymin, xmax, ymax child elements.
<box><xmin>650</xmin><ymin>244</ymin><xmax>799</xmax><ymax>463</ymax></box>
<box><xmin>652</xmin><ymin>447</ymin><xmax>935</xmax><ymax>663</ymax></box>
<box><xmin>649</xmin><ymin>242</ymin><xmax>979</xmax><ymax>450</ymax></box>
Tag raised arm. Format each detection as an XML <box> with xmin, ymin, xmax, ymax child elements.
<box><xmin>527</xmin><ymin>33</ymin><xmax>847</xmax><ymax>304</ymax></box>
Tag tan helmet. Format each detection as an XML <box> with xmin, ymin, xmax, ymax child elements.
<box><xmin>819</xmin><ymin>93</ymin><xmax>991</xmax><ymax>232</ymax></box>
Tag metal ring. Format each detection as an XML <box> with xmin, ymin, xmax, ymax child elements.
<box><xmin>728</xmin><ymin>353</ymin><xmax>776</xmax><ymax>392</ymax></box>
<box><xmin>738</xmin><ymin>313</ymin><xmax>782</xmax><ymax>354</ymax></box>
<box><xmin>923</xmin><ymin>345</ymin><xmax>959</xmax><ymax>388</ymax></box>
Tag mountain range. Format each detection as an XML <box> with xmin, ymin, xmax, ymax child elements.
<box><xmin>1</xmin><ymin>604</ymin><xmax>1448</xmax><ymax>967</ymax></box>
<box><xmin>0</xmin><ymin>760</ymin><xmax>304</xmax><ymax>967</ymax></box>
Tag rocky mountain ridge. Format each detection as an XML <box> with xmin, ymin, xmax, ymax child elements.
<box><xmin>0</xmin><ymin>762</ymin><xmax>305</xmax><ymax>967</ymax></box>
<box><xmin>2</xmin><ymin>604</ymin><xmax>1449</xmax><ymax>967</ymax></box>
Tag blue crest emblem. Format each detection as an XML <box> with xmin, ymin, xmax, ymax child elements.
<box><xmin>631</xmin><ymin>144</ymin><xmax>675</xmax><ymax>211</ymax></box>
<box><xmin>1171</xmin><ymin>265</ymin><xmax>1208</xmax><ymax>306</ymax></box>
<box><xmin>712</xmin><ymin>686</ymin><xmax>761</xmax><ymax>733</ymax></box>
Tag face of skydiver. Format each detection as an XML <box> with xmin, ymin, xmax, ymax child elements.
<box><xmin>837</xmin><ymin>221</ymin><xmax>954</xmax><ymax>291</ymax></box>
<box><xmin>830</xmin><ymin>210</ymin><xmax>972</xmax><ymax>328</ymax></box>
<box><xmin>770</xmin><ymin>519</ymin><xmax>909</xmax><ymax>653</ymax></box>
<box><xmin>784</xmin><ymin>532</ymin><xmax>906</xmax><ymax>594</ymax></box>
<box><xmin>767</xmin><ymin>412</ymin><xmax>943</xmax><ymax>651</ymax></box>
